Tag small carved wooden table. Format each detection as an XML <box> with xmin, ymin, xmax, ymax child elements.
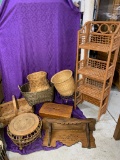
<box><xmin>7</xmin><ymin>113</ymin><xmax>42</xmax><ymax>150</ymax></box>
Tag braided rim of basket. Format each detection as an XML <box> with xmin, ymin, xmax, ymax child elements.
<box><xmin>27</xmin><ymin>71</ymin><xmax>47</xmax><ymax>80</ymax></box>
<box><xmin>51</xmin><ymin>70</ymin><xmax>73</xmax><ymax>84</ymax></box>
<box><xmin>18</xmin><ymin>82</ymin><xmax>53</xmax><ymax>94</ymax></box>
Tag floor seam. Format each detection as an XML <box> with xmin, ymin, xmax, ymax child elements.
<box><xmin>107</xmin><ymin>109</ymin><xmax>117</xmax><ymax>123</ymax></box>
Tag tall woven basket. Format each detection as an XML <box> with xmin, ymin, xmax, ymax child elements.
<box><xmin>18</xmin><ymin>82</ymin><xmax>54</xmax><ymax>106</ymax></box>
<box><xmin>51</xmin><ymin>70</ymin><xmax>75</xmax><ymax>97</ymax></box>
<box><xmin>27</xmin><ymin>71</ymin><xmax>50</xmax><ymax>92</ymax></box>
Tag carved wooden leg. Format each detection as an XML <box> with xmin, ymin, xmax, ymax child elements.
<box><xmin>86</xmin><ymin>123</ymin><xmax>90</xmax><ymax>149</ymax></box>
<box><xmin>48</xmin><ymin>123</ymin><xmax>52</xmax><ymax>146</ymax></box>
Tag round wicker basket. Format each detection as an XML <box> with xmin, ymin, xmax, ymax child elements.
<box><xmin>51</xmin><ymin>70</ymin><xmax>75</xmax><ymax>96</ymax></box>
<box><xmin>27</xmin><ymin>71</ymin><xmax>50</xmax><ymax>92</ymax></box>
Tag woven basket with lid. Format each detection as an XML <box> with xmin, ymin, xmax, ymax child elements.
<box><xmin>27</xmin><ymin>71</ymin><xmax>50</xmax><ymax>92</ymax></box>
<box><xmin>51</xmin><ymin>70</ymin><xmax>75</xmax><ymax>96</ymax></box>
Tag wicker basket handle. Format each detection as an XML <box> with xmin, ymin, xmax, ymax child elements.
<box><xmin>18</xmin><ymin>85</ymin><xmax>21</xmax><ymax>90</ymax></box>
<box><xmin>12</xmin><ymin>95</ymin><xmax>18</xmax><ymax>116</ymax></box>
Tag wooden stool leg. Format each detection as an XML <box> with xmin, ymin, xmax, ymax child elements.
<box><xmin>113</xmin><ymin>115</ymin><xmax>120</xmax><ymax>140</ymax></box>
<box><xmin>48</xmin><ymin>123</ymin><xmax>52</xmax><ymax>146</ymax></box>
<box><xmin>86</xmin><ymin>123</ymin><xmax>90</xmax><ymax>149</ymax></box>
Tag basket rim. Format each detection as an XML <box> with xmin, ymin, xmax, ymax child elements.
<box><xmin>27</xmin><ymin>71</ymin><xmax>47</xmax><ymax>80</ymax></box>
<box><xmin>51</xmin><ymin>70</ymin><xmax>73</xmax><ymax>84</ymax></box>
<box><xmin>18</xmin><ymin>82</ymin><xmax>53</xmax><ymax>94</ymax></box>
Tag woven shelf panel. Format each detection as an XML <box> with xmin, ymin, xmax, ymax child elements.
<box><xmin>77</xmin><ymin>78</ymin><xmax>110</xmax><ymax>101</ymax></box>
<box><xmin>79</xmin><ymin>84</ymin><xmax>101</xmax><ymax>100</ymax></box>
<box><xmin>79</xmin><ymin>42</ymin><xmax>110</xmax><ymax>52</ymax></box>
<box><xmin>79</xmin><ymin>67</ymin><xmax>105</xmax><ymax>81</ymax></box>
<box><xmin>77</xmin><ymin>58</ymin><xmax>114</xmax><ymax>81</ymax></box>
<box><xmin>82</xmin><ymin>94</ymin><xmax>100</xmax><ymax>107</ymax></box>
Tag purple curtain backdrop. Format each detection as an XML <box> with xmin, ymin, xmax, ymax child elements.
<box><xmin>0</xmin><ymin>0</ymin><xmax>80</xmax><ymax>102</ymax></box>
<box><xmin>0</xmin><ymin>0</ymin><xmax>84</xmax><ymax>154</ymax></box>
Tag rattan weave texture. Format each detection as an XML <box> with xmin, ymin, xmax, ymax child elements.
<box><xmin>78</xmin><ymin>58</ymin><xmax>114</xmax><ymax>81</ymax></box>
<box><xmin>18</xmin><ymin>82</ymin><xmax>54</xmax><ymax>106</ymax></box>
<box><xmin>51</xmin><ymin>70</ymin><xmax>75</xmax><ymax>97</ymax></box>
<box><xmin>0</xmin><ymin>96</ymin><xmax>33</xmax><ymax>127</ymax></box>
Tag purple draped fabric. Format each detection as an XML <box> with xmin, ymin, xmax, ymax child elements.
<box><xmin>0</xmin><ymin>0</ymin><xmax>84</xmax><ymax>155</ymax></box>
<box><xmin>4</xmin><ymin>94</ymin><xmax>86</xmax><ymax>155</ymax></box>
<box><xmin>0</xmin><ymin>0</ymin><xmax>80</xmax><ymax>101</ymax></box>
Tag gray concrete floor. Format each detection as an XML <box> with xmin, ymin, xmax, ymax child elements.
<box><xmin>7</xmin><ymin>86</ymin><xmax>120</xmax><ymax>160</ymax></box>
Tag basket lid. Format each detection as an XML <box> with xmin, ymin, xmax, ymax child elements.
<box><xmin>8</xmin><ymin>113</ymin><xmax>39</xmax><ymax>136</ymax></box>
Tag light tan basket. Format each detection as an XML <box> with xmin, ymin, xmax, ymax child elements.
<box><xmin>27</xmin><ymin>71</ymin><xmax>50</xmax><ymax>92</ymax></box>
<box><xmin>51</xmin><ymin>70</ymin><xmax>75</xmax><ymax>96</ymax></box>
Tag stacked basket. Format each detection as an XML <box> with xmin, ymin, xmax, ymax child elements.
<box><xmin>19</xmin><ymin>71</ymin><xmax>54</xmax><ymax>106</ymax></box>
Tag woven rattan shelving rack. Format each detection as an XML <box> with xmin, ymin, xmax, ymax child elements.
<box><xmin>74</xmin><ymin>21</ymin><xmax>120</xmax><ymax>120</ymax></box>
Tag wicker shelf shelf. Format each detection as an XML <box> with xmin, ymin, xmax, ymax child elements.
<box><xmin>78</xmin><ymin>84</ymin><xmax>102</xmax><ymax>100</ymax></box>
<box><xmin>79</xmin><ymin>42</ymin><xmax>110</xmax><ymax>52</ymax></box>
<box><xmin>76</xmin><ymin>78</ymin><xmax>110</xmax><ymax>101</ymax></box>
<box><xmin>78</xmin><ymin>58</ymin><xmax>114</xmax><ymax>82</ymax></box>
<box><xmin>78</xmin><ymin>67</ymin><xmax>105</xmax><ymax>82</ymax></box>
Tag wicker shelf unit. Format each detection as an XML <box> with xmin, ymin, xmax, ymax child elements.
<box><xmin>74</xmin><ymin>21</ymin><xmax>120</xmax><ymax>120</ymax></box>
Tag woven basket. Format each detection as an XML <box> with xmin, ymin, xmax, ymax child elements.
<box><xmin>0</xmin><ymin>96</ymin><xmax>33</xmax><ymax>127</ymax></box>
<box><xmin>18</xmin><ymin>82</ymin><xmax>54</xmax><ymax>106</ymax></box>
<box><xmin>27</xmin><ymin>71</ymin><xmax>50</xmax><ymax>92</ymax></box>
<box><xmin>51</xmin><ymin>70</ymin><xmax>75</xmax><ymax>96</ymax></box>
